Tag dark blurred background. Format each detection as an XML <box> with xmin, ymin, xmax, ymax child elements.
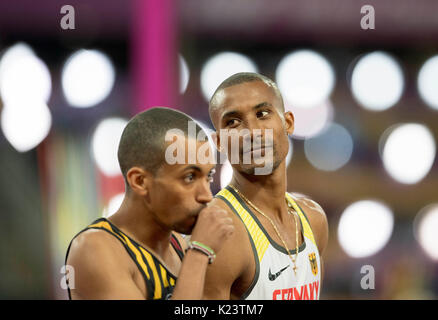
<box><xmin>0</xmin><ymin>0</ymin><xmax>437</xmax><ymax>299</ymax></box>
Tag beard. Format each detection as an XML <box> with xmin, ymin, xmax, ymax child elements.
<box><xmin>238</xmin><ymin>144</ymin><xmax>283</xmax><ymax>175</ymax></box>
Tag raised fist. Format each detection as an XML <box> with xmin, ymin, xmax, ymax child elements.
<box><xmin>190</xmin><ymin>205</ymin><xmax>234</xmax><ymax>254</ymax></box>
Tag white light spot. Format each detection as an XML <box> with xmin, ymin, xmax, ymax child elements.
<box><xmin>179</xmin><ymin>54</ymin><xmax>190</xmax><ymax>94</ymax></box>
<box><xmin>62</xmin><ymin>49</ymin><xmax>115</xmax><ymax>108</ymax></box>
<box><xmin>381</xmin><ymin>123</ymin><xmax>435</xmax><ymax>184</ymax></box>
<box><xmin>351</xmin><ymin>51</ymin><xmax>404</xmax><ymax>111</ymax></box>
<box><xmin>276</xmin><ymin>50</ymin><xmax>335</xmax><ymax>108</ymax></box>
<box><xmin>1</xmin><ymin>101</ymin><xmax>52</xmax><ymax>152</ymax></box>
<box><xmin>102</xmin><ymin>193</ymin><xmax>125</xmax><ymax>218</ymax></box>
<box><xmin>414</xmin><ymin>204</ymin><xmax>438</xmax><ymax>261</ymax></box>
<box><xmin>91</xmin><ymin>118</ymin><xmax>128</xmax><ymax>176</ymax></box>
<box><xmin>287</xmin><ymin>100</ymin><xmax>334</xmax><ymax>139</ymax></box>
<box><xmin>338</xmin><ymin>200</ymin><xmax>394</xmax><ymax>258</ymax></box>
<box><xmin>200</xmin><ymin>52</ymin><xmax>258</xmax><ymax>102</ymax></box>
<box><xmin>0</xmin><ymin>43</ymin><xmax>51</xmax><ymax>104</ymax></box>
<box><xmin>417</xmin><ymin>55</ymin><xmax>438</xmax><ymax>110</ymax></box>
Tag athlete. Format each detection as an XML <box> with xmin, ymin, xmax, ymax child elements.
<box><xmin>203</xmin><ymin>73</ymin><xmax>329</xmax><ymax>300</ymax></box>
<box><xmin>65</xmin><ymin>107</ymin><xmax>234</xmax><ymax>300</ymax></box>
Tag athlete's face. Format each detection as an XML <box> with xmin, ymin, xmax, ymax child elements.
<box><xmin>211</xmin><ymin>80</ymin><xmax>294</xmax><ymax>175</ymax></box>
<box><xmin>147</xmin><ymin>137</ymin><xmax>216</xmax><ymax>235</ymax></box>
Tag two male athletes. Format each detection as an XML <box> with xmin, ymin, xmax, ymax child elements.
<box><xmin>65</xmin><ymin>72</ymin><xmax>328</xmax><ymax>300</ymax></box>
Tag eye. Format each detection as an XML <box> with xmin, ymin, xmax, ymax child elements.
<box><xmin>184</xmin><ymin>173</ymin><xmax>195</xmax><ymax>183</ymax></box>
<box><xmin>256</xmin><ymin>110</ymin><xmax>270</xmax><ymax>118</ymax></box>
<box><xmin>226</xmin><ymin>118</ymin><xmax>240</xmax><ymax>127</ymax></box>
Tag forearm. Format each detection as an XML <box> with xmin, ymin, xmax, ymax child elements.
<box><xmin>171</xmin><ymin>249</ymin><xmax>209</xmax><ymax>300</ymax></box>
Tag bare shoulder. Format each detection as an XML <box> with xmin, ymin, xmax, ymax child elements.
<box><xmin>67</xmin><ymin>228</ymin><xmax>146</xmax><ymax>299</ymax></box>
<box><xmin>209</xmin><ymin>196</ymin><xmax>235</xmax><ymax>211</ymax></box>
<box><xmin>209</xmin><ymin>197</ymin><xmax>249</xmax><ymax>241</ymax></box>
<box><xmin>67</xmin><ymin>228</ymin><xmax>133</xmax><ymax>283</ymax></box>
<box><xmin>68</xmin><ymin>228</ymin><xmax>125</xmax><ymax>262</ymax></box>
<box><xmin>290</xmin><ymin>192</ymin><xmax>329</xmax><ymax>256</ymax></box>
<box><xmin>67</xmin><ymin>229</ymin><xmax>130</xmax><ymax>273</ymax></box>
<box><xmin>203</xmin><ymin>197</ymin><xmax>254</xmax><ymax>299</ymax></box>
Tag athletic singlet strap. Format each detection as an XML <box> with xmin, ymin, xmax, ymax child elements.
<box><xmin>65</xmin><ymin>218</ymin><xmax>179</xmax><ymax>300</ymax></box>
<box><xmin>170</xmin><ymin>234</ymin><xmax>184</xmax><ymax>261</ymax></box>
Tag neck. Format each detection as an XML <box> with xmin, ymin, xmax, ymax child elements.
<box><xmin>230</xmin><ymin>160</ymin><xmax>288</xmax><ymax>219</ymax></box>
<box><xmin>108</xmin><ymin>193</ymin><xmax>173</xmax><ymax>256</ymax></box>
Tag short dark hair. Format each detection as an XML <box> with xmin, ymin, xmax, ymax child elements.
<box><xmin>117</xmin><ymin>107</ymin><xmax>204</xmax><ymax>182</ymax></box>
<box><xmin>209</xmin><ymin>72</ymin><xmax>284</xmax><ymax>121</ymax></box>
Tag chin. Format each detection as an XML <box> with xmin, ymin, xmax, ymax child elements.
<box><xmin>173</xmin><ymin>220</ymin><xmax>196</xmax><ymax>235</ymax></box>
<box><xmin>239</xmin><ymin>160</ymin><xmax>280</xmax><ymax>175</ymax></box>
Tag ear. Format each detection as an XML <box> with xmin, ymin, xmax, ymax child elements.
<box><xmin>284</xmin><ymin>111</ymin><xmax>295</xmax><ymax>136</ymax></box>
<box><xmin>126</xmin><ymin>166</ymin><xmax>150</xmax><ymax>196</ymax></box>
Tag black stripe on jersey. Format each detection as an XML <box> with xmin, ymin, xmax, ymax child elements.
<box><xmin>113</xmin><ymin>226</ymin><xmax>177</xmax><ymax>300</ymax></box>
<box><xmin>105</xmin><ymin>222</ymin><xmax>156</xmax><ymax>299</ymax></box>
<box><xmin>128</xmin><ymin>240</ymin><xmax>158</xmax><ymax>300</ymax></box>
<box><xmin>152</xmin><ymin>255</ymin><xmax>167</xmax><ymax>299</ymax></box>
<box><xmin>293</xmin><ymin>201</ymin><xmax>312</xmax><ymax>227</ymax></box>
<box><xmin>170</xmin><ymin>234</ymin><xmax>184</xmax><ymax>261</ymax></box>
<box><xmin>65</xmin><ymin>219</ymin><xmax>152</xmax><ymax>300</ymax></box>
<box><xmin>91</xmin><ymin>226</ymin><xmax>155</xmax><ymax>298</ymax></box>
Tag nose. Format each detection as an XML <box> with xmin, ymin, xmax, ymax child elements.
<box><xmin>196</xmin><ymin>179</ymin><xmax>213</xmax><ymax>204</ymax></box>
<box><xmin>242</xmin><ymin>121</ymin><xmax>264</xmax><ymax>146</ymax></box>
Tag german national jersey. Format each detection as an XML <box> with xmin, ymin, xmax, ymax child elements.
<box><xmin>216</xmin><ymin>186</ymin><xmax>321</xmax><ymax>300</ymax></box>
<box><xmin>65</xmin><ymin>218</ymin><xmax>184</xmax><ymax>300</ymax></box>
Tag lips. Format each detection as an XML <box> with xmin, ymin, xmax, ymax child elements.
<box><xmin>242</xmin><ymin>145</ymin><xmax>273</xmax><ymax>154</ymax></box>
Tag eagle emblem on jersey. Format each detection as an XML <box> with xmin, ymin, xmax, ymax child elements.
<box><xmin>308</xmin><ymin>253</ymin><xmax>318</xmax><ymax>276</ymax></box>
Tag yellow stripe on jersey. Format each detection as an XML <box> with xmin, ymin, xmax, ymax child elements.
<box><xmin>160</xmin><ymin>265</ymin><xmax>169</xmax><ymax>288</ymax></box>
<box><xmin>217</xmin><ymin>189</ymin><xmax>270</xmax><ymax>262</ymax></box>
<box><xmin>87</xmin><ymin>220</ymin><xmax>125</xmax><ymax>243</ymax></box>
<box><xmin>285</xmin><ymin>193</ymin><xmax>317</xmax><ymax>246</ymax></box>
<box><xmin>80</xmin><ymin>218</ymin><xmax>179</xmax><ymax>300</ymax></box>
<box><xmin>119</xmin><ymin>234</ymin><xmax>151</xmax><ymax>280</ymax></box>
<box><xmin>140</xmin><ymin>247</ymin><xmax>162</xmax><ymax>299</ymax></box>
<box><xmin>88</xmin><ymin>221</ymin><xmax>109</xmax><ymax>229</ymax></box>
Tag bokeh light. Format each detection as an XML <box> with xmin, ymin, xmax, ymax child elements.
<box><xmin>1</xmin><ymin>101</ymin><xmax>52</xmax><ymax>152</ymax></box>
<box><xmin>91</xmin><ymin>117</ymin><xmax>128</xmax><ymax>176</ymax></box>
<box><xmin>417</xmin><ymin>55</ymin><xmax>438</xmax><ymax>110</ymax></box>
<box><xmin>287</xmin><ymin>100</ymin><xmax>334</xmax><ymax>139</ymax></box>
<box><xmin>102</xmin><ymin>193</ymin><xmax>125</xmax><ymax>218</ymax></box>
<box><xmin>350</xmin><ymin>51</ymin><xmax>404</xmax><ymax>111</ymax></box>
<box><xmin>276</xmin><ymin>50</ymin><xmax>335</xmax><ymax>108</ymax></box>
<box><xmin>380</xmin><ymin>123</ymin><xmax>435</xmax><ymax>184</ymax></box>
<box><xmin>304</xmin><ymin>123</ymin><xmax>353</xmax><ymax>171</ymax></box>
<box><xmin>62</xmin><ymin>49</ymin><xmax>115</xmax><ymax>108</ymax></box>
<box><xmin>179</xmin><ymin>54</ymin><xmax>190</xmax><ymax>94</ymax></box>
<box><xmin>200</xmin><ymin>51</ymin><xmax>258</xmax><ymax>101</ymax></box>
<box><xmin>414</xmin><ymin>204</ymin><xmax>438</xmax><ymax>261</ymax></box>
<box><xmin>338</xmin><ymin>200</ymin><xmax>394</xmax><ymax>258</ymax></box>
<box><xmin>0</xmin><ymin>43</ymin><xmax>52</xmax><ymax>105</ymax></box>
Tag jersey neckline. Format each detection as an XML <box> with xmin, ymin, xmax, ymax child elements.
<box><xmin>225</xmin><ymin>185</ymin><xmax>307</xmax><ymax>255</ymax></box>
<box><xmin>96</xmin><ymin>217</ymin><xmax>180</xmax><ymax>280</ymax></box>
